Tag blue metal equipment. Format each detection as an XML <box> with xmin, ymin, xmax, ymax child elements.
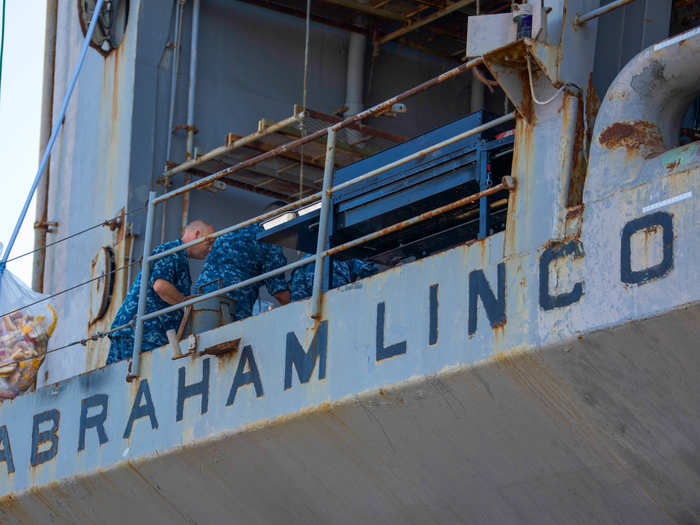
<box><xmin>260</xmin><ymin>110</ymin><xmax>514</xmax><ymax>271</ymax></box>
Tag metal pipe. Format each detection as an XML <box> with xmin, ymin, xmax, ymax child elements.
<box><xmin>574</xmin><ymin>0</ymin><xmax>637</xmax><ymax>26</ymax></box>
<box><xmin>142</xmin><ymin>181</ymin><xmax>512</xmax><ymax>323</ymax></box>
<box><xmin>149</xmin><ymin>111</ymin><xmax>513</xmax><ymax>262</ymax></box>
<box><xmin>165</xmin><ymin>0</ymin><xmax>185</xmax><ymax>163</ymax></box>
<box><xmin>376</xmin><ymin>0</ymin><xmax>475</xmax><ymax>46</ymax></box>
<box><xmin>157</xmin><ymin>57</ymin><xmax>484</xmax><ymax>204</ymax></box>
<box><xmin>324</xmin><ymin>182</ymin><xmax>509</xmax><ymax>257</ymax></box>
<box><xmin>32</xmin><ymin>0</ymin><xmax>58</xmax><ymax>292</ymax></box>
<box><xmin>127</xmin><ymin>191</ymin><xmax>157</xmax><ymax>382</ymax></box>
<box><xmin>181</xmin><ymin>0</ymin><xmax>200</xmax><ymax>234</ymax></box>
<box><xmin>345</xmin><ymin>32</ymin><xmax>365</xmax><ymax>118</ymax></box>
<box><xmin>163</xmin><ymin>113</ymin><xmax>304</xmax><ymax>178</ymax></box>
<box><xmin>0</xmin><ymin>0</ymin><xmax>106</xmax><ymax>278</ymax></box>
<box><xmin>185</xmin><ymin>0</ymin><xmax>199</xmax><ymax>159</ymax></box>
<box><xmin>310</xmin><ymin>130</ymin><xmax>336</xmax><ymax>319</ymax></box>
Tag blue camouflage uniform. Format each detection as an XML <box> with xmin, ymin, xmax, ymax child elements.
<box><xmin>290</xmin><ymin>257</ymin><xmax>378</xmax><ymax>301</ymax></box>
<box><xmin>193</xmin><ymin>224</ymin><xmax>288</xmax><ymax>321</ymax></box>
<box><xmin>106</xmin><ymin>239</ymin><xmax>191</xmax><ymax>364</ymax></box>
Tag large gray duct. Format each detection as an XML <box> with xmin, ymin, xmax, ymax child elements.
<box><xmin>585</xmin><ymin>26</ymin><xmax>700</xmax><ymax>203</ymax></box>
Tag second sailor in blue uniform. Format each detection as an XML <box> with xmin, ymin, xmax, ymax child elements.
<box><xmin>290</xmin><ymin>257</ymin><xmax>378</xmax><ymax>301</ymax></box>
<box><xmin>194</xmin><ymin>207</ymin><xmax>290</xmax><ymax>320</ymax></box>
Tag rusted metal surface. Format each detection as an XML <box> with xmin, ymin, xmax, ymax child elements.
<box><xmin>598</xmin><ymin>120</ymin><xmax>665</xmax><ymax>159</ymax></box>
<box><xmin>156</xmin><ymin>57</ymin><xmax>484</xmax><ymax>204</ymax></box>
<box><xmin>163</xmin><ymin>113</ymin><xmax>304</xmax><ymax>178</ymax></box>
<box><xmin>586</xmin><ymin>27</ymin><xmax>700</xmax><ymax>203</ymax></box>
<box><xmin>304</xmin><ymin>108</ymin><xmax>408</xmax><ymax>145</ymax></box>
<box><xmin>32</xmin><ymin>0</ymin><xmax>59</xmax><ymax>293</ymax></box>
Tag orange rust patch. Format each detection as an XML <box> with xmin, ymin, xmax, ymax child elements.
<box><xmin>665</xmin><ymin>159</ymin><xmax>681</xmax><ymax>171</ymax></box>
<box><xmin>566</xmin><ymin>204</ymin><xmax>584</xmax><ymax>220</ymax></box>
<box><xmin>598</xmin><ymin>120</ymin><xmax>665</xmax><ymax>159</ymax></box>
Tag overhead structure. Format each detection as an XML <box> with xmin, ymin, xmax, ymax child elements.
<box><xmin>162</xmin><ymin>107</ymin><xmax>408</xmax><ymax>201</ymax></box>
<box><xmin>234</xmin><ymin>0</ymin><xmax>513</xmax><ymax>59</ymax></box>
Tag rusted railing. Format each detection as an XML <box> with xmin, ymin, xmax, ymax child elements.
<box><xmin>128</xmin><ymin>57</ymin><xmax>517</xmax><ymax>381</ymax></box>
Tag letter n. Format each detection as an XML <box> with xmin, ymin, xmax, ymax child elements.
<box><xmin>468</xmin><ymin>263</ymin><xmax>506</xmax><ymax>336</ymax></box>
<box><xmin>31</xmin><ymin>409</ymin><xmax>60</xmax><ymax>467</ymax></box>
<box><xmin>0</xmin><ymin>425</ymin><xmax>14</xmax><ymax>474</ymax></box>
<box><xmin>284</xmin><ymin>321</ymin><xmax>328</xmax><ymax>390</ymax></box>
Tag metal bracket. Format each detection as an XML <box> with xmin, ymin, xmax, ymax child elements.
<box><xmin>481</xmin><ymin>39</ymin><xmax>560</xmax><ymax>123</ymax></box>
<box><xmin>34</xmin><ymin>221</ymin><xmax>59</xmax><ymax>233</ymax></box>
<box><xmin>201</xmin><ymin>338</ymin><xmax>241</xmax><ymax>356</ymax></box>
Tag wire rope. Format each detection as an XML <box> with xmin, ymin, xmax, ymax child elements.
<box><xmin>4</xmin><ymin>206</ymin><xmax>146</xmax><ymax>265</ymax></box>
<box><xmin>1</xmin><ymin>258</ymin><xmax>140</xmax><ymax>319</ymax></box>
<box><xmin>0</xmin><ymin>321</ymin><xmax>135</xmax><ymax>366</ymax></box>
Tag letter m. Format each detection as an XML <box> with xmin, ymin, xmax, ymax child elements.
<box><xmin>284</xmin><ymin>321</ymin><xmax>328</xmax><ymax>390</ymax></box>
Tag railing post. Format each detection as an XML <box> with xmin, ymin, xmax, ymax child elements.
<box><xmin>127</xmin><ymin>191</ymin><xmax>157</xmax><ymax>382</ymax></box>
<box><xmin>310</xmin><ymin>129</ymin><xmax>337</xmax><ymax>319</ymax></box>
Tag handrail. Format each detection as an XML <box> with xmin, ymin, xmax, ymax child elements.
<box><xmin>574</xmin><ymin>0</ymin><xmax>637</xmax><ymax>26</ymax></box>
<box><xmin>127</xmin><ymin>60</ymin><xmax>517</xmax><ymax>380</ymax></box>
<box><xmin>136</xmin><ymin>182</ymin><xmax>510</xmax><ymax>323</ymax></box>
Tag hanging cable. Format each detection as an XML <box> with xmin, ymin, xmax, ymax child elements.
<box><xmin>298</xmin><ymin>0</ymin><xmax>312</xmax><ymax>200</ymax></box>
<box><xmin>526</xmin><ymin>55</ymin><xmax>565</xmax><ymax>105</ymax></box>
<box><xmin>4</xmin><ymin>206</ymin><xmax>145</xmax><ymax>264</ymax></box>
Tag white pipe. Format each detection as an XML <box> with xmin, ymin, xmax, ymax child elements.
<box><xmin>165</xmin><ymin>0</ymin><xmax>185</xmax><ymax>163</ymax></box>
<box><xmin>185</xmin><ymin>0</ymin><xmax>200</xmax><ymax>159</ymax></box>
<box><xmin>182</xmin><ymin>0</ymin><xmax>200</xmax><ymax>232</ymax></box>
<box><xmin>344</xmin><ymin>31</ymin><xmax>366</xmax><ymax>118</ymax></box>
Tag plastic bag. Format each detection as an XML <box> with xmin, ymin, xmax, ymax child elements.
<box><xmin>0</xmin><ymin>268</ymin><xmax>57</xmax><ymax>400</ymax></box>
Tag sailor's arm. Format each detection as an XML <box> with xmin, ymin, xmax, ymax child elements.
<box><xmin>153</xmin><ymin>278</ymin><xmax>186</xmax><ymax>305</ymax></box>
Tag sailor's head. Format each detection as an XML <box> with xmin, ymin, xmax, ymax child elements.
<box><xmin>182</xmin><ymin>219</ymin><xmax>216</xmax><ymax>259</ymax></box>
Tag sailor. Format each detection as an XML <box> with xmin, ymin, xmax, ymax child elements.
<box><xmin>290</xmin><ymin>257</ymin><xmax>378</xmax><ymax>301</ymax></box>
<box><xmin>106</xmin><ymin>219</ymin><xmax>215</xmax><ymax>364</ymax></box>
<box><xmin>193</xmin><ymin>203</ymin><xmax>290</xmax><ymax>321</ymax></box>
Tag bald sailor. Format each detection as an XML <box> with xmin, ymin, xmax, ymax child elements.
<box><xmin>106</xmin><ymin>219</ymin><xmax>215</xmax><ymax>364</ymax></box>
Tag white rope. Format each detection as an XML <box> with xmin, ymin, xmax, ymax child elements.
<box><xmin>526</xmin><ymin>55</ymin><xmax>565</xmax><ymax>105</ymax></box>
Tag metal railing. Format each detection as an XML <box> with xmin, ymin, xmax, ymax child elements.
<box><xmin>574</xmin><ymin>0</ymin><xmax>637</xmax><ymax>27</ymax></box>
<box><xmin>127</xmin><ymin>56</ymin><xmax>517</xmax><ymax>381</ymax></box>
